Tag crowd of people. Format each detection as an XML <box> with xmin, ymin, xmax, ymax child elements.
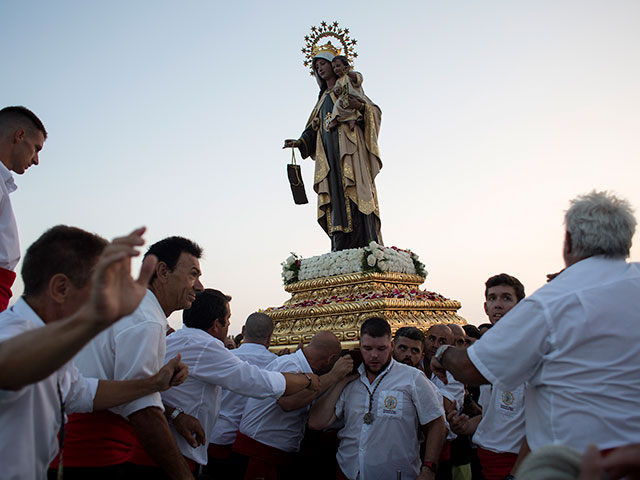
<box><xmin>0</xmin><ymin>103</ymin><xmax>639</xmax><ymax>480</ymax></box>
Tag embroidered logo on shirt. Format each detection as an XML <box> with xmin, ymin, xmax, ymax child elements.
<box><xmin>378</xmin><ymin>390</ymin><xmax>403</xmax><ymax>417</ymax></box>
<box><xmin>500</xmin><ymin>391</ymin><xmax>515</xmax><ymax>412</ymax></box>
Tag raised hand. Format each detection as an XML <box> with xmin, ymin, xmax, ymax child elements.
<box><xmin>86</xmin><ymin>227</ymin><xmax>157</xmax><ymax>329</ymax></box>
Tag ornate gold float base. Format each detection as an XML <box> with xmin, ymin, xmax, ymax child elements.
<box><xmin>266</xmin><ymin>272</ymin><xmax>465</xmax><ymax>351</ymax></box>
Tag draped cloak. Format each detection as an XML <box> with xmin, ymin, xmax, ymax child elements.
<box><xmin>297</xmin><ymin>88</ymin><xmax>383</xmax><ymax>251</ymax></box>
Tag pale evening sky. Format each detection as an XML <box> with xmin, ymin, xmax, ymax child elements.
<box><xmin>1</xmin><ymin>1</ymin><xmax>638</xmax><ymax>333</ymax></box>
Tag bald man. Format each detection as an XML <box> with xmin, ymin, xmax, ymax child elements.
<box><xmin>447</xmin><ymin>324</ymin><xmax>467</xmax><ymax>348</ymax></box>
<box><xmin>206</xmin><ymin>312</ymin><xmax>280</xmax><ymax>477</ymax></box>
<box><xmin>231</xmin><ymin>331</ymin><xmax>353</xmax><ymax>479</ymax></box>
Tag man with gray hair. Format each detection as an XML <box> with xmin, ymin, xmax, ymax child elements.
<box><xmin>431</xmin><ymin>191</ymin><xmax>640</xmax><ymax>457</ymax></box>
<box><xmin>205</xmin><ymin>312</ymin><xmax>279</xmax><ymax>476</ymax></box>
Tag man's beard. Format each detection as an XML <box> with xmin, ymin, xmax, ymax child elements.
<box><xmin>364</xmin><ymin>355</ymin><xmax>392</xmax><ymax>375</ymax></box>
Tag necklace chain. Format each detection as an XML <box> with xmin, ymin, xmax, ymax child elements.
<box><xmin>362</xmin><ymin>363</ymin><xmax>393</xmax><ymax>423</ymax></box>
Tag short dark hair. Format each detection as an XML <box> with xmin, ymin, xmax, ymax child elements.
<box><xmin>183</xmin><ymin>289</ymin><xmax>231</xmax><ymax>332</ymax></box>
<box><xmin>0</xmin><ymin>106</ymin><xmax>47</xmax><ymax>139</ymax></box>
<box><xmin>332</xmin><ymin>55</ymin><xmax>350</xmax><ymax>68</ymax></box>
<box><xmin>478</xmin><ymin>323</ymin><xmax>493</xmax><ymax>333</ymax></box>
<box><xmin>484</xmin><ymin>273</ymin><xmax>525</xmax><ymax>301</ymax></box>
<box><xmin>243</xmin><ymin>312</ymin><xmax>274</xmax><ymax>343</ymax></box>
<box><xmin>145</xmin><ymin>236</ymin><xmax>202</xmax><ymax>284</ymax></box>
<box><xmin>394</xmin><ymin>326</ymin><xmax>425</xmax><ymax>349</ymax></box>
<box><xmin>360</xmin><ymin>317</ymin><xmax>391</xmax><ymax>339</ymax></box>
<box><xmin>21</xmin><ymin>225</ymin><xmax>107</xmax><ymax>297</ymax></box>
<box><xmin>462</xmin><ymin>324</ymin><xmax>481</xmax><ymax>340</ymax></box>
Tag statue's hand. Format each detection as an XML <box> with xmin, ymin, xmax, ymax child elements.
<box><xmin>283</xmin><ymin>139</ymin><xmax>299</xmax><ymax>149</ymax></box>
<box><xmin>347</xmin><ymin>94</ymin><xmax>365</xmax><ymax>112</ymax></box>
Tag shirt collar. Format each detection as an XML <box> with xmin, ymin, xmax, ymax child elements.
<box><xmin>11</xmin><ymin>297</ymin><xmax>46</xmax><ymax>328</ymax></box>
<box><xmin>236</xmin><ymin>342</ymin><xmax>270</xmax><ymax>353</ymax></box>
<box><xmin>358</xmin><ymin>357</ymin><xmax>395</xmax><ymax>385</ymax></box>
<box><xmin>0</xmin><ymin>162</ymin><xmax>17</xmax><ymax>193</ymax></box>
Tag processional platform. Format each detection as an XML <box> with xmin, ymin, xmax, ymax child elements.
<box><xmin>265</xmin><ymin>244</ymin><xmax>466</xmax><ymax>351</ymax></box>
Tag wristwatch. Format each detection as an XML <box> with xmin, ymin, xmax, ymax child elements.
<box><xmin>169</xmin><ymin>406</ymin><xmax>184</xmax><ymax>423</ymax></box>
<box><xmin>422</xmin><ymin>461</ymin><xmax>438</xmax><ymax>472</ymax></box>
<box><xmin>435</xmin><ymin>344</ymin><xmax>452</xmax><ymax>364</ymax></box>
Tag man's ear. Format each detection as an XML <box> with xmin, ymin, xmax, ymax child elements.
<box><xmin>154</xmin><ymin>261</ymin><xmax>169</xmax><ymax>283</ymax></box>
<box><xmin>12</xmin><ymin>128</ymin><xmax>25</xmax><ymax>144</ymax></box>
<box><xmin>49</xmin><ymin>274</ymin><xmax>70</xmax><ymax>305</ymax></box>
<box><xmin>564</xmin><ymin>231</ymin><xmax>573</xmax><ymax>255</ymax></box>
<box><xmin>483</xmin><ymin>301</ymin><xmax>489</xmax><ymax>316</ymax></box>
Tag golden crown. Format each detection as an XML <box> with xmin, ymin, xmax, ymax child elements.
<box><xmin>301</xmin><ymin>21</ymin><xmax>358</xmax><ymax>75</ymax></box>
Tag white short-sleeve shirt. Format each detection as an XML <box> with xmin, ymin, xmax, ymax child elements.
<box><xmin>0</xmin><ymin>299</ymin><xmax>98</xmax><ymax>480</ymax></box>
<box><xmin>467</xmin><ymin>256</ymin><xmax>640</xmax><ymax>452</ymax></box>
<box><xmin>335</xmin><ymin>359</ymin><xmax>444</xmax><ymax>480</ymax></box>
<box><xmin>161</xmin><ymin>329</ymin><xmax>285</xmax><ymax>464</ymax></box>
<box><xmin>472</xmin><ymin>383</ymin><xmax>526</xmax><ymax>454</ymax></box>
<box><xmin>73</xmin><ymin>289</ymin><xmax>167</xmax><ymax>417</ymax></box>
<box><xmin>0</xmin><ymin>162</ymin><xmax>20</xmax><ymax>270</ymax></box>
<box><xmin>238</xmin><ymin>349</ymin><xmax>312</xmax><ymax>453</ymax></box>
<box><xmin>209</xmin><ymin>342</ymin><xmax>278</xmax><ymax>446</ymax></box>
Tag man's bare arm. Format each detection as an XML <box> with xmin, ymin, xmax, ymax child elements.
<box><xmin>308</xmin><ymin>374</ymin><xmax>356</xmax><ymax>430</ymax></box>
<box><xmin>92</xmin><ymin>355</ymin><xmax>187</xmax><ymax>411</ymax></box>
<box><xmin>430</xmin><ymin>347</ymin><xmax>488</xmax><ymax>386</ymax></box>
<box><xmin>418</xmin><ymin>416</ymin><xmax>447</xmax><ymax>480</ymax></box>
<box><xmin>0</xmin><ymin>228</ymin><xmax>156</xmax><ymax>390</ymax></box>
<box><xmin>277</xmin><ymin>356</ymin><xmax>352</xmax><ymax>412</ymax></box>
<box><xmin>129</xmin><ymin>406</ymin><xmax>193</xmax><ymax>480</ymax></box>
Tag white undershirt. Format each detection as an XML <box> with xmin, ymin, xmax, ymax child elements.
<box><xmin>0</xmin><ymin>162</ymin><xmax>20</xmax><ymax>270</ymax></box>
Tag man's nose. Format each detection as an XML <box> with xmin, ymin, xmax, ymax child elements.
<box><xmin>194</xmin><ymin>277</ymin><xmax>204</xmax><ymax>291</ymax></box>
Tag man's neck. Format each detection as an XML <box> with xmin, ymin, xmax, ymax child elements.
<box><xmin>365</xmin><ymin>358</ymin><xmax>392</xmax><ymax>383</ymax></box>
<box><xmin>148</xmin><ymin>285</ymin><xmax>171</xmax><ymax>318</ymax></box>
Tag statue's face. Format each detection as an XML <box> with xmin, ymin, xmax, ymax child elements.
<box><xmin>314</xmin><ymin>59</ymin><xmax>336</xmax><ymax>81</ymax></box>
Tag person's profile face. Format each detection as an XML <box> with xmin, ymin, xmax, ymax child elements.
<box><xmin>12</xmin><ymin>128</ymin><xmax>44</xmax><ymax>174</ymax></box>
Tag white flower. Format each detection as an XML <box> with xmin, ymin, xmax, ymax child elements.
<box><xmin>373</xmin><ymin>249</ymin><xmax>384</xmax><ymax>261</ymax></box>
<box><xmin>367</xmin><ymin>254</ymin><xmax>377</xmax><ymax>267</ymax></box>
<box><xmin>285</xmin><ymin>255</ymin><xmax>296</xmax><ymax>266</ymax></box>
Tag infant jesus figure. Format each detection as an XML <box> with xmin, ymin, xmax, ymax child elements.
<box><xmin>327</xmin><ymin>55</ymin><xmax>368</xmax><ymax>131</ymax></box>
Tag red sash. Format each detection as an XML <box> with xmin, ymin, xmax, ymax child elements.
<box><xmin>0</xmin><ymin>267</ymin><xmax>16</xmax><ymax>312</ymax></box>
<box><xmin>477</xmin><ymin>447</ymin><xmax>518</xmax><ymax>480</ymax></box>
<box><xmin>50</xmin><ymin>411</ymin><xmax>155</xmax><ymax>468</ymax></box>
<box><xmin>208</xmin><ymin>442</ymin><xmax>233</xmax><ymax>460</ymax></box>
<box><xmin>439</xmin><ymin>440</ymin><xmax>452</xmax><ymax>462</ymax></box>
<box><xmin>232</xmin><ymin>432</ymin><xmax>295</xmax><ymax>480</ymax></box>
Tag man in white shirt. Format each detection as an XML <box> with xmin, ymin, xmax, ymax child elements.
<box><xmin>0</xmin><ymin>225</ymin><xmax>187</xmax><ymax>480</ymax></box>
<box><xmin>161</xmin><ymin>290</ymin><xmax>319</xmax><ymax>469</ymax></box>
<box><xmin>447</xmin><ymin>274</ymin><xmax>527</xmax><ymax>480</ymax></box>
<box><xmin>231</xmin><ymin>331</ymin><xmax>353</xmax><ymax>479</ymax></box>
<box><xmin>309</xmin><ymin>317</ymin><xmax>447</xmax><ymax>480</ymax></box>
<box><xmin>206</xmin><ymin>312</ymin><xmax>279</xmax><ymax>476</ymax></box>
<box><xmin>432</xmin><ymin>191</ymin><xmax>640</xmax><ymax>455</ymax></box>
<box><xmin>0</xmin><ymin>106</ymin><xmax>46</xmax><ymax>311</ymax></box>
<box><xmin>61</xmin><ymin>236</ymin><xmax>206</xmax><ymax>479</ymax></box>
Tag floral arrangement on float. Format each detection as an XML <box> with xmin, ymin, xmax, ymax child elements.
<box><xmin>280</xmin><ymin>242</ymin><xmax>427</xmax><ymax>285</ymax></box>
